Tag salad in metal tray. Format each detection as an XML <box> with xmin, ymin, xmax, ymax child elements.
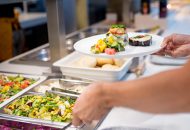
<box><xmin>4</xmin><ymin>93</ymin><xmax>75</xmax><ymax>122</ymax></box>
<box><xmin>0</xmin><ymin>74</ymin><xmax>36</xmax><ymax>104</ymax></box>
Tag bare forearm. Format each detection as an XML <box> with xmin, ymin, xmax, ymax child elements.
<box><xmin>103</xmin><ymin>61</ymin><xmax>190</xmax><ymax>113</ymax></box>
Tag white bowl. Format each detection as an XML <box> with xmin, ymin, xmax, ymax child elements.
<box><xmin>53</xmin><ymin>52</ymin><xmax>132</xmax><ymax>81</ymax></box>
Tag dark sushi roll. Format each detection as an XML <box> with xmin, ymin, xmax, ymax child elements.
<box><xmin>129</xmin><ymin>35</ymin><xmax>152</xmax><ymax>46</ymax></box>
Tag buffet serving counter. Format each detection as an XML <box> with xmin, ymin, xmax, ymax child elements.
<box><xmin>0</xmin><ymin>24</ymin><xmax>161</xmax><ymax>129</ymax></box>
<box><xmin>0</xmin><ymin>75</ymin><xmax>98</xmax><ymax>130</ymax></box>
<box><xmin>0</xmin><ymin>24</ymin><xmax>122</xmax><ymax>129</ymax></box>
<box><xmin>1</xmin><ymin>2</ymin><xmax>190</xmax><ymax>130</ymax></box>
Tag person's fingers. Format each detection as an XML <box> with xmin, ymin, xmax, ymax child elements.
<box><xmin>166</xmin><ymin>43</ymin><xmax>171</xmax><ymax>50</ymax></box>
<box><xmin>157</xmin><ymin>34</ymin><xmax>190</xmax><ymax>57</ymax></box>
<box><xmin>72</xmin><ymin>114</ymin><xmax>83</xmax><ymax>126</ymax></box>
<box><xmin>154</xmin><ymin>42</ymin><xmax>168</xmax><ymax>55</ymax></box>
<box><xmin>161</xmin><ymin>34</ymin><xmax>174</xmax><ymax>47</ymax></box>
<box><xmin>72</xmin><ymin>98</ymin><xmax>84</xmax><ymax>126</ymax></box>
<box><xmin>162</xmin><ymin>33</ymin><xmax>186</xmax><ymax>46</ymax></box>
<box><xmin>156</xmin><ymin>35</ymin><xmax>174</xmax><ymax>55</ymax></box>
<box><xmin>94</xmin><ymin>108</ymin><xmax>110</xmax><ymax>120</ymax></box>
<box><xmin>72</xmin><ymin>105</ymin><xmax>93</xmax><ymax>126</ymax></box>
<box><xmin>171</xmin><ymin>51</ymin><xmax>184</xmax><ymax>58</ymax></box>
<box><xmin>171</xmin><ymin>44</ymin><xmax>190</xmax><ymax>58</ymax></box>
<box><xmin>82</xmin><ymin>118</ymin><xmax>92</xmax><ymax>125</ymax></box>
<box><xmin>172</xmin><ymin>33</ymin><xmax>190</xmax><ymax>45</ymax></box>
<box><xmin>154</xmin><ymin>45</ymin><xmax>171</xmax><ymax>56</ymax></box>
<box><xmin>152</xmin><ymin>51</ymin><xmax>165</xmax><ymax>56</ymax></box>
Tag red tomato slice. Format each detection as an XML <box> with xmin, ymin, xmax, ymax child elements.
<box><xmin>20</xmin><ymin>83</ymin><xmax>28</xmax><ymax>89</ymax></box>
<box><xmin>0</xmin><ymin>79</ymin><xmax>3</xmax><ymax>85</ymax></box>
<box><xmin>5</xmin><ymin>82</ymin><xmax>14</xmax><ymax>86</ymax></box>
<box><xmin>105</xmin><ymin>48</ymin><xmax>116</xmax><ymax>55</ymax></box>
<box><xmin>24</xmin><ymin>80</ymin><xmax>30</xmax><ymax>85</ymax></box>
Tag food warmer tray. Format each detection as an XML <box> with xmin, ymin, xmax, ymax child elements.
<box><xmin>31</xmin><ymin>78</ymin><xmax>91</xmax><ymax>95</ymax></box>
<box><xmin>0</xmin><ymin>72</ymin><xmax>47</xmax><ymax>108</ymax></box>
<box><xmin>0</xmin><ymin>91</ymin><xmax>79</xmax><ymax>129</ymax></box>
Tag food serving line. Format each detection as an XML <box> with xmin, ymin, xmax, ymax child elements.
<box><xmin>0</xmin><ymin>1</ymin><xmax>103</xmax><ymax>129</ymax></box>
<box><xmin>1</xmin><ymin>1</ymin><xmax>190</xmax><ymax>130</ymax></box>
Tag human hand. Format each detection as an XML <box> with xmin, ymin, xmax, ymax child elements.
<box><xmin>72</xmin><ymin>82</ymin><xmax>110</xmax><ymax>126</ymax></box>
<box><xmin>156</xmin><ymin>34</ymin><xmax>190</xmax><ymax>58</ymax></box>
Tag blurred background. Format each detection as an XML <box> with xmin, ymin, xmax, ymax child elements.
<box><xmin>0</xmin><ymin>0</ymin><xmax>189</xmax><ymax>62</ymax></box>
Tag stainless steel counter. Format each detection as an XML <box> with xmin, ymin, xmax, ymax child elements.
<box><xmin>9</xmin><ymin>26</ymin><xmax>109</xmax><ymax>66</ymax></box>
<box><xmin>0</xmin><ymin>25</ymin><xmax>110</xmax><ymax>75</ymax></box>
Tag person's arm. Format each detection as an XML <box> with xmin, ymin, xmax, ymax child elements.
<box><xmin>103</xmin><ymin>60</ymin><xmax>190</xmax><ymax>113</ymax></box>
<box><xmin>72</xmin><ymin>60</ymin><xmax>190</xmax><ymax>126</ymax></box>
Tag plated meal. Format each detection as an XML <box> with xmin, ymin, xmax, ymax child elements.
<box><xmin>74</xmin><ymin>25</ymin><xmax>162</xmax><ymax>58</ymax></box>
<box><xmin>4</xmin><ymin>93</ymin><xmax>75</xmax><ymax>122</ymax></box>
<box><xmin>90</xmin><ymin>24</ymin><xmax>152</xmax><ymax>55</ymax></box>
<box><xmin>0</xmin><ymin>74</ymin><xmax>36</xmax><ymax>104</ymax></box>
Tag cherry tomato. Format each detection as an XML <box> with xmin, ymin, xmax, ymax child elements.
<box><xmin>24</xmin><ymin>80</ymin><xmax>30</xmax><ymax>85</ymax></box>
<box><xmin>20</xmin><ymin>83</ymin><xmax>28</xmax><ymax>89</ymax></box>
<box><xmin>5</xmin><ymin>82</ymin><xmax>14</xmax><ymax>87</ymax></box>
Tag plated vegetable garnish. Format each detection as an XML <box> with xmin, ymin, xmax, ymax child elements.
<box><xmin>91</xmin><ymin>24</ymin><xmax>128</xmax><ymax>55</ymax></box>
<box><xmin>0</xmin><ymin>75</ymin><xmax>36</xmax><ymax>104</ymax></box>
<box><xmin>4</xmin><ymin>93</ymin><xmax>75</xmax><ymax>122</ymax></box>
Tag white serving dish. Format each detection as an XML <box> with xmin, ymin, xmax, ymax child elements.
<box><xmin>0</xmin><ymin>72</ymin><xmax>47</xmax><ymax>108</ymax></box>
<box><xmin>53</xmin><ymin>52</ymin><xmax>132</xmax><ymax>81</ymax></box>
<box><xmin>74</xmin><ymin>32</ymin><xmax>163</xmax><ymax>58</ymax></box>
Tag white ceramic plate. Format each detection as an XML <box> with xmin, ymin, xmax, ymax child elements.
<box><xmin>74</xmin><ymin>32</ymin><xmax>163</xmax><ymax>58</ymax></box>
